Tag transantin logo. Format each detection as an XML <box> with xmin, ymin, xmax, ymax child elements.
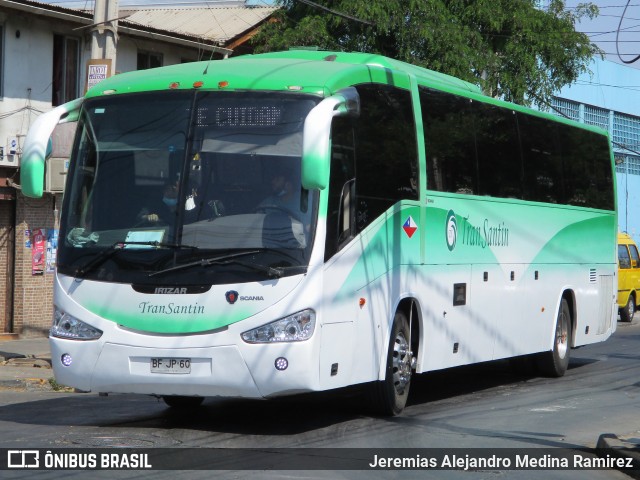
<box><xmin>225</xmin><ymin>290</ymin><xmax>239</xmax><ymax>304</ymax></box>
<box><xmin>445</xmin><ymin>210</ymin><xmax>457</xmax><ymax>251</ymax></box>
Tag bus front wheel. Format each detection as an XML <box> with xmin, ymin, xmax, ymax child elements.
<box><xmin>537</xmin><ymin>298</ymin><xmax>572</xmax><ymax>377</ymax></box>
<box><xmin>369</xmin><ymin>312</ymin><xmax>413</xmax><ymax>416</ymax></box>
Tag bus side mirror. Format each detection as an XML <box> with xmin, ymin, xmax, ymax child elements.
<box><xmin>21</xmin><ymin>98</ymin><xmax>83</xmax><ymax>198</ymax></box>
<box><xmin>301</xmin><ymin>87</ymin><xmax>359</xmax><ymax>191</ymax></box>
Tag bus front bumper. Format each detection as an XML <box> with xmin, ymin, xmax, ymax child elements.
<box><xmin>50</xmin><ymin>338</ymin><xmax>316</xmax><ymax>398</ymax></box>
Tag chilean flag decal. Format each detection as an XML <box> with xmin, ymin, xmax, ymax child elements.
<box><xmin>403</xmin><ymin>216</ymin><xmax>418</xmax><ymax>238</ymax></box>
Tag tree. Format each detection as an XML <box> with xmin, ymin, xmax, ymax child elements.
<box><xmin>252</xmin><ymin>0</ymin><xmax>601</xmax><ymax>108</ymax></box>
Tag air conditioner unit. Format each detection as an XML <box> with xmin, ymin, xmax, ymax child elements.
<box><xmin>0</xmin><ymin>138</ymin><xmax>20</xmax><ymax>168</ymax></box>
<box><xmin>0</xmin><ymin>150</ymin><xmax>19</xmax><ymax>168</ymax></box>
<box><xmin>45</xmin><ymin>157</ymin><xmax>68</xmax><ymax>192</ymax></box>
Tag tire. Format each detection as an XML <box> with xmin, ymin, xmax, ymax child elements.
<box><xmin>620</xmin><ymin>295</ymin><xmax>635</xmax><ymax>323</ymax></box>
<box><xmin>162</xmin><ymin>395</ymin><xmax>204</xmax><ymax>408</ymax></box>
<box><xmin>537</xmin><ymin>298</ymin><xmax>572</xmax><ymax>377</ymax></box>
<box><xmin>369</xmin><ymin>312</ymin><xmax>413</xmax><ymax>416</ymax></box>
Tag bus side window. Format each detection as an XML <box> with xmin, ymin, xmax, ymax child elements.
<box><xmin>519</xmin><ymin>113</ymin><xmax>564</xmax><ymax>204</ymax></box>
<box><xmin>560</xmin><ymin>124</ymin><xmax>614</xmax><ymax>210</ymax></box>
<box><xmin>325</xmin><ymin>117</ymin><xmax>356</xmax><ymax>261</ymax></box>
<box><xmin>619</xmin><ymin>245</ymin><xmax>632</xmax><ymax>269</ymax></box>
<box><xmin>420</xmin><ymin>87</ymin><xmax>477</xmax><ymax>195</ymax></box>
<box><xmin>474</xmin><ymin>102</ymin><xmax>522</xmax><ymax>199</ymax></box>
<box><xmin>352</xmin><ymin>84</ymin><xmax>419</xmax><ymax>232</ymax></box>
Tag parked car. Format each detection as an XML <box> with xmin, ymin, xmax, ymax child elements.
<box><xmin>618</xmin><ymin>232</ymin><xmax>640</xmax><ymax>322</ymax></box>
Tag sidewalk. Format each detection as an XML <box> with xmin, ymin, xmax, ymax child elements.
<box><xmin>0</xmin><ymin>337</ymin><xmax>54</xmax><ymax>390</ymax></box>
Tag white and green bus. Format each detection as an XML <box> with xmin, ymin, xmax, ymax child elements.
<box><xmin>22</xmin><ymin>50</ymin><xmax>617</xmax><ymax>415</ymax></box>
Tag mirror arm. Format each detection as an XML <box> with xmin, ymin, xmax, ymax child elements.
<box><xmin>21</xmin><ymin>98</ymin><xmax>83</xmax><ymax>198</ymax></box>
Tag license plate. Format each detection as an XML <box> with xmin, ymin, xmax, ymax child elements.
<box><xmin>150</xmin><ymin>358</ymin><xmax>191</xmax><ymax>374</ymax></box>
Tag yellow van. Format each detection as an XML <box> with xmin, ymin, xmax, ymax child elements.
<box><xmin>618</xmin><ymin>232</ymin><xmax>640</xmax><ymax>322</ymax></box>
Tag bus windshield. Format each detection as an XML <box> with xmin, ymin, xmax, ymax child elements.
<box><xmin>58</xmin><ymin>90</ymin><xmax>320</xmax><ymax>285</ymax></box>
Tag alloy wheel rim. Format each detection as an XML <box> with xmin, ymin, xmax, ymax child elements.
<box><xmin>392</xmin><ymin>331</ymin><xmax>412</xmax><ymax>395</ymax></box>
<box><xmin>557</xmin><ymin>311</ymin><xmax>568</xmax><ymax>359</ymax></box>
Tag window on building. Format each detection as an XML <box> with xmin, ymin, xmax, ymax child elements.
<box><xmin>137</xmin><ymin>51</ymin><xmax>163</xmax><ymax>70</ymax></box>
<box><xmin>550</xmin><ymin>97</ymin><xmax>580</xmax><ymax>122</ymax></box>
<box><xmin>0</xmin><ymin>26</ymin><xmax>3</xmax><ymax>97</ymax></box>
<box><xmin>52</xmin><ymin>35</ymin><xmax>80</xmax><ymax>106</ymax></box>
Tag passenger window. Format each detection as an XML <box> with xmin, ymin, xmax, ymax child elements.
<box><xmin>630</xmin><ymin>244</ymin><xmax>640</xmax><ymax>268</ymax></box>
<box><xmin>559</xmin><ymin>123</ymin><xmax>614</xmax><ymax>210</ymax></box>
<box><xmin>421</xmin><ymin>87</ymin><xmax>477</xmax><ymax>194</ymax></box>
<box><xmin>518</xmin><ymin>113</ymin><xmax>564</xmax><ymax>204</ymax></box>
<box><xmin>619</xmin><ymin>245</ymin><xmax>632</xmax><ymax>269</ymax></box>
<box><xmin>474</xmin><ymin>102</ymin><xmax>522</xmax><ymax>199</ymax></box>
<box><xmin>325</xmin><ymin>117</ymin><xmax>356</xmax><ymax>260</ymax></box>
<box><xmin>353</xmin><ymin>84</ymin><xmax>419</xmax><ymax>233</ymax></box>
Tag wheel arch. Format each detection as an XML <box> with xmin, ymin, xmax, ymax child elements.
<box><xmin>376</xmin><ymin>296</ymin><xmax>421</xmax><ymax>381</ymax></box>
<box><xmin>561</xmin><ymin>289</ymin><xmax>577</xmax><ymax>348</ymax></box>
<box><xmin>394</xmin><ymin>297</ymin><xmax>421</xmax><ymax>370</ymax></box>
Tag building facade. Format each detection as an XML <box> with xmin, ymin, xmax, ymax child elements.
<box><xmin>0</xmin><ymin>0</ymin><xmax>275</xmax><ymax>338</ymax></box>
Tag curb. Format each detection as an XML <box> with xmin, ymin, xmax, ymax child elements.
<box><xmin>0</xmin><ymin>377</ymin><xmax>55</xmax><ymax>391</ymax></box>
<box><xmin>597</xmin><ymin>433</ymin><xmax>640</xmax><ymax>479</ymax></box>
<box><xmin>1</xmin><ymin>357</ymin><xmax>52</xmax><ymax>369</ymax></box>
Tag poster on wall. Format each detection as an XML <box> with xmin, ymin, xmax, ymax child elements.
<box><xmin>86</xmin><ymin>59</ymin><xmax>112</xmax><ymax>92</ymax></box>
<box><xmin>32</xmin><ymin>228</ymin><xmax>46</xmax><ymax>276</ymax></box>
<box><xmin>46</xmin><ymin>229</ymin><xmax>59</xmax><ymax>273</ymax></box>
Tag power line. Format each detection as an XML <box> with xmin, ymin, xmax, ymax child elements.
<box><xmin>616</xmin><ymin>0</ymin><xmax>640</xmax><ymax>63</ymax></box>
<box><xmin>293</xmin><ymin>0</ymin><xmax>375</xmax><ymax>26</ymax></box>
<box><xmin>573</xmin><ymin>79</ymin><xmax>640</xmax><ymax>91</ymax></box>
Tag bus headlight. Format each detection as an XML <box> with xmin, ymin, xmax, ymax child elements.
<box><xmin>51</xmin><ymin>307</ymin><xmax>103</xmax><ymax>340</ymax></box>
<box><xmin>241</xmin><ymin>309</ymin><xmax>316</xmax><ymax>343</ymax></box>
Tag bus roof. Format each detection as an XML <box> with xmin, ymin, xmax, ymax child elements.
<box><xmin>85</xmin><ymin>49</ymin><xmax>482</xmax><ymax>99</ymax></box>
<box><xmin>83</xmin><ymin>49</ymin><xmax>609</xmax><ymax>138</ymax></box>
<box><xmin>244</xmin><ymin>50</ymin><xmax>482</xmax><ymax>94</ymax></box>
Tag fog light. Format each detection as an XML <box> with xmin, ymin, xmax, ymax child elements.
<box><xmin>61</xmin><ymin>353</ymin><xmax>72</xmax><ymax>367</ymax></box>
<box><xmin>274</xmin><ymin>357</ymin><xmax>288</xmax><ymax>371</ymax></box>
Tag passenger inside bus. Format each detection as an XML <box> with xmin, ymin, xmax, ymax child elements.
<box><xmin>257</xmin><ymin>167</ymin><xmax>300</xmax><ymax>217</ymax></box>
<box><xmin>257</xmin><ymin>167</ymin><xmax>310</xmax><ymax>248</ymax></box>
<box><xmin>137</xmin><ymin>181</ymin><xmax>179</xmax><ymax>225</ymax></box>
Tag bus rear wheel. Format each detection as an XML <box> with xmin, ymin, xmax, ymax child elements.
<box><xmin>369</xmin><ymin>312</ymin><xmax>413</xmax><ymax>416</ymax></box>
<box><xmin>537</xmin><ymin>298</ymin><xmax>571</xmax><ymax>377</ymax></box>
<box><xmin>162</xmin><ymin>395</ymin><xmax>204</xmax><ymax>408</ymax></box>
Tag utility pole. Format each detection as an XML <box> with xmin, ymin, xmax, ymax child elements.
<box><xmin>87</xmin><ymin>0</ymin><xmax>119</xmax><ymax>91</ymax></box>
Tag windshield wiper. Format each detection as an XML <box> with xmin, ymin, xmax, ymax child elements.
<box><xmin>149</xmin><ymin>250</ymin><xmax>286</xmax><ymax>278</ymax></box>
<box><xmin>75</xmin><ymin>241</ymin><xmax>199</xmax><ymax>278</ymax></box>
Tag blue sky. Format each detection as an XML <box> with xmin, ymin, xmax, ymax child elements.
<box><xmin>565</xmin><ymin>0</ymin><xmax>640</xmax><ymax>68</ymax></box>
